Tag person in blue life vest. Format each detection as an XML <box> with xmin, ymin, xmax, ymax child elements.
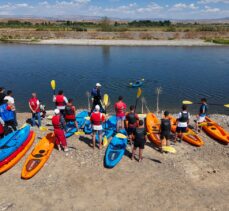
<box><xmin>91</xmin><ymin>83</ymin><xmax>105</xmax><ymax>113</ymax></box>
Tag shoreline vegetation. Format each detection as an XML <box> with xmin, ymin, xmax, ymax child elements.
<box><xmin>0</xmin><ymin>18</ymin><xmax>228</xmax><ymax>46</ymax></box>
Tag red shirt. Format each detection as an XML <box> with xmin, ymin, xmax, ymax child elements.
<box><xmin>29</xmin><ymin>97</ymin><xmax>40</xmax><ymax>112</ymax></box>
<box><xmin>114</xmin><ymin>101</ymin><xmax>127</xmax><ymax>117</ymax></box>
<box><xmin>90</xmin><ymin>112</ymin><xmax>105</xmax><ymax>126</ymax></box>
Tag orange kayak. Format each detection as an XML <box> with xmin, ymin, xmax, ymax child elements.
<box><xmin>0</xmin><ymin>131</ymin><xmax>35</xmax><ymax>174</ymax></box>
<box><xmin>202</xmin><ymin>117</ymin><xmax>229</xmax><ymax>144</ymax></box>
<box><xmin>21</xmin><ymin>133</ymin><xmax>55</xmax><ymax>179</ymax></box>
<box><xmin>146</xmin><ymin>113</ymin><xmax>161</xmax><ymax>146</ymax></box>
<box><xmin>170</xmin><ymin>116</ymin><xmax>204</xmax><ymax>147</ymax></box>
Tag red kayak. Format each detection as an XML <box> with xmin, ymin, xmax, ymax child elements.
<box><xmin>0</xmin><ymin>131</ymin><xmax>34</xmax><ymax>168</ymax></box>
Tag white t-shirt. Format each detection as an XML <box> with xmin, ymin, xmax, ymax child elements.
<box><xmin>4</xmin><ymin>96</ymin><xmax>15</xmax><ymax>111</ymax></box>
<box><xmin>177</xmin><ymin>111</ymin><xmax>190</xmax><ymax>128</ymax></box>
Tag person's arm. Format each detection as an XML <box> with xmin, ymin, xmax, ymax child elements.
<box><xmin>64</xmin><ymin>96</ymin><xmax>68</xmax><ymax>104</ymax></box>
<box><xmin>36</xmin><ymin>100</ymin><xmax>40</xmax><ymax>112</ymax></box>
<box><xmin>53</xmin><ymin>95</ymin><xmax>56</xmax><ymax>102</ymax></box>
<box><xmin>28</xmin><ymin>102</ymin><xmax>34</xmax><ymax>113</ymax></box>
<box><xmin>0</xmin><ymin>117</ymin><xmax>5</xmax><ymax>126</ymax></box>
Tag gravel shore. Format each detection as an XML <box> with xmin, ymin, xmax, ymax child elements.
<box><xmin>0</xmin><ymin>111</ymin><xmax>229</xmax><ymax>211</ymax></box>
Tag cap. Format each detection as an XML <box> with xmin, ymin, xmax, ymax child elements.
<box><xmin>96</xmin><ymin>83</ymin><xmax>101</xmax><ymax>87</ymax></box>
<box><xmin>95</xmin><ymin>105</ymin><xmax>100</xmax><ymax>111</ymax></box>
<box><xmin>54</xmin><ymin>109</ymin><xmax>60</xmax><ymax>114</ymax></box>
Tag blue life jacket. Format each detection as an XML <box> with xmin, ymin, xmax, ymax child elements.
<box><xmin>91</xmin><ymin>88</ymin><xmax>101</xmax><ymax>101</ymax></box>
<box><xmin>0</xmin><ymin>104</ymin><xmax>14</xmax><ymax>122</ymax></box>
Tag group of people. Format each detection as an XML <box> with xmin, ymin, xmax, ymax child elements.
<box><xmin>0</xmin><ymin>83</ymin><xmax>208</xmax><ymax>161</ymax></box>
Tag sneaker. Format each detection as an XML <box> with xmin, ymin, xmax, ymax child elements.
<box><xmin>64</xmin><ymin>147</ymin><xmax>69</xmax><ymax>152</ymax></box>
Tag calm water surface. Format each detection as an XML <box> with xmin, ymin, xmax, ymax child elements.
<box><xmin>0</xmin><ymin>44</ymin><xmax>229</xmax><ymax>114</ymax></box>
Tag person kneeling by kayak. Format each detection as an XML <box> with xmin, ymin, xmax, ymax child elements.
<box><xmin>90</xmin><ymin>105</ymin><xmax>105</xmax><ymax>150</ymax></box>
<box><xmin>175</xmin><ymin>105</ymin><xmax>190</xmax><ymax>143</ymax></box>
<box><xmin>160</xmin><ymin>111</ymin><xmax>171</xmax><ymax>152</ymax></box>
<box><xmin>126</xmin><ymin>105</ymin><xmax>139</xmax><ymax>146</ymax></box>
<box><xmin>132</xmin><ymin>120</ymin><xmax>147</xmax><ymax>162</ymax></box>
<box><xmin>65</xmin><ymin>99</ymin><xmax>79</xmax><ymax>130</ymax></box>
<box><xmin>52</xmin><ymin>109</ymin><xmax>68</xmax><ymax>152</ymax></box>
<box><xmin>195</xmin><ymin>98</ymin><xmax>208</xmax><ymax>132</ymax></box>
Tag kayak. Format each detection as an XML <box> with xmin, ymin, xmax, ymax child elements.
<box><xmin>146</xmin><ymin>113</ymin><xmax>161</xmax><ymax>146</ymax></box>
<box><xmin>21</xmin><ymin>133</ymin><xmax>55</xmax><ymax>179</ymax></box>
<box><xmin>96</xmin><ymin>129</ymin><xmax>114</xmax><ymax>147</ymax></box>
<box><xmin>202</xmin><ymin>116</ymin><xmax>229</xmax><ymax>144</ymax></box>
<box><xmin>105</xmin><ymin>130</ymin><xmax>127</xmax><ymax>168</ymax></box>
<box><xmin>170</xmin><ymin>116</ymin><xmax>204</xmax><ymax>147</ymax></box>
<box><xmin>65</xmin><ymin>110</ymin><xmax>89</xmax><ymax>138</ymax></box>
<box><xmin>0</xmin><ymin>125</ymin><xmax>30</xmax><ymax>162</ymax></box>
<box><xmin>0</xmin><ymin>131</ymin><xmax>35</xmax><ymax>174</ymax></box>
<box><xmin>129</xmin><ymin>79</ymin><xmax>144</xmax><ymax>88</ymax></box>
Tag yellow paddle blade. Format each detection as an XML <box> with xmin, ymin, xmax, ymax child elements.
<box><xmin>103</xmin><ymin>136</ymin><xmax>108</xmax><ymax>147</ymax></box>
<box><xmin>103</xmin><ymin>94</ymin><xmax>109</xmax><ymax>107</ymax></box>
<box><xmin>39</xmin><ymin>126</ymin><xmax>48</xmax><ymax>131</ymax></box>
<box><xmin>116</xmin><ymin>133</ymin><xmax>127</xmax><ymax>139</ymax></box>
<box><xmin>138</xmin><ymin>114</ymin><xmax>146</xmax><ymax>118</ymax></box>
<box><xmin>162</xmin><ymin>146</ymin><xmax>176</xmax><ymax>154</ymax></box>
<box><xmin>75</xmin><ymin>131</ymin><xmax>85</xmax><ymax>136</ymax></box>
<box><xmin>47</xmin><ymin>115</ymin><xmax>53</xmax><ymax>120</ymax></box>
<box><xmin>51</xmin><ymin>80</ymin><xmax>56</xmax><ymax>90</ymax></box>
<box><xmin>84</xmin><ymin>116</ymin><xmax>90</xmax><ymax>120</ymax></box>
<box><xmin>137</xmin><ymin>88</ymin><xmax>142</xmax><ymax>98</ymax></box>
<box><xmin>182</xmin><ymin>100</ymin><xmax>193</xmax><ymax>105</ymax></box>
<box><xmin>224</xmin><ymin>104</ymin><xmax>229</xmax><ymax>108</ymax></box>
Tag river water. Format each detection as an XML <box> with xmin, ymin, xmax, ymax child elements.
<box><xmin>0</xmin><ymin>44</ymin><xmax>228</xmax><ymax>114</ymax></box>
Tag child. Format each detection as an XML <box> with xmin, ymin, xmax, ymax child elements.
<box><xmin>160</xmin><ymin>111</ymin><xmax>171</xmax><ymax>151</ymax></box>
<box><xmin>132</xmin><ymin>120</ymin><xmax>147</xmax><ymax>162</ymax></box>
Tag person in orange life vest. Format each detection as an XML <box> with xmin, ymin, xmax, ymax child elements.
<box><xmin>29</xmin><ymin>93</ymin><xmax>41</xmax><ymax>128</ymax></box>
<box><xmin>65</xmin><ymin>99</ymin><xmax>79</xmax><ymax>129</ymax></box>
<box><xmin>52</xmin><ymin>109</ymin><xmax>68</xmax><ymax>152</ymax></box>
<box><xmin>53</xmin><ymin>90</ymin><xmax>68</xmax><ymax>115</ymax></box>
<box><xmin>90</xmin><ymin>105</ymin><xmax>105</xmax><ymax>150</ymax></box>
<box><xmin>0</xmin><ymin>117</ymin><xmax>4</xmax><ymax>139</ymax></box>
<box><xmin>114</xmin><ymin>96</ymin><xmax>127</xmax><ymax>132</ymax></box>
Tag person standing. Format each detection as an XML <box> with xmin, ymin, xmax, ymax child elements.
<box><xmin>53</xmin><ymin>90</ymin><xmax>68</xmax><ymax>115</ymax></box>
<box><xmin>160</xmin><ymin>111</ymin><xmax>171</xmax><ymax>151</ymax></box>
<box><xmin>91</xmin><ymin>83</ymin><xmax>104</xmax><ymax>113</ymax></box>
<box><xmin>132</xmin><ymin>120</ymin><xmax>147</xmax><ymax>162</ymax></box>
<box><xmin>52</xmin><ymin>109</ymin><xmax>68</xmax><ymax>152</ymax></box>
<box><xmin>29</xmin><ymin>93</ymin><xmax>41</xmax><ymax>128</ymax></box>
<box><xmin>65</xmin><ymin>99</ymin><xmax>78</xmax><ymax>129</ymax></box>
<box><xmin>175</xmin><ymin>105</ymin><xmax>190</xmax><ymax>143</ymax></box>
<box><xmin>195</xmin><ymin>98</ymin><xmax>208</xmax><ymax>132</ymax></box>
<box><xmin>90</xmin><ymin>105</ymin><xmax>105</xmax><ymax>149</ymax></box>
<box><xmin>4</xmin><ymin>90</ymin><xmax>17</xmax><ymax>126</ymax></box>
<box><xmin>0</xmin><ymin>87</ymin><xmax>6</xmax><ymax>105</ymax></box>
<box><xmin>0</xmin><ymin>117</ymin><xmax>4</xmax><ymax>139</ymax></box>
<box><xmin>126</xmin><ymin>105</ymin><xmax>139</xmax><ymax>145</ymax></box>
<box><xmin>114</xmin><ymin>96</ymin><xmax>127</xmax><ymax>132</ymax></box>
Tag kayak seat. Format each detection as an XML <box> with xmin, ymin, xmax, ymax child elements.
<box><xmin>32</xmin><ymin>142</ymin><xmax>50</xmax><ymax>156</ymax></box>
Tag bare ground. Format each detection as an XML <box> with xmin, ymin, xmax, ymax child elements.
<box><xmin>0</xmin><ymin>112</ymin><xmax>229</xmax><ymax>211</ymax></box>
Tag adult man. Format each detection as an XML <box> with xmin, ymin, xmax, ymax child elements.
<box><xmin>114</xmin><ymin>96</ymin><xmax>127</xmax><ymax>132</ymax></box>
<box><xmin>29</xmin><ymin>93</ymin><xmax>41</xmax><ymax>128</ymax></box>
<box><xmin>4</xmin><ymin>90</ymin><xmax>17</xmax><ymax>126</ymax></box>
<box><xmin>195</xmin><ymin>98</ymin><xmax>208</xmax><ymax>131</ymax></box>
<box><xmin>160</xmin><ymin>111</ymin><xmax>171</xmax><ymax>151</ymax></box>
<box><xmin>175</xmin><ymin>105</ymin><xmax>190</xmax><ymax>143</ymax></box>
<box><xmin>90</xmin><ymin>105</ymin><xmax>105</xmax><ymax>149</ymax></box>
<box><xmin>52</xmin><ymin>109</ymin><xmax>68</xmax><ymax>152</ymax></box>
<box><xmin>53</xmin><ymin>90</ymin><xmax>68</xmax><ymax>115</ymax></box>
<box><xmin>91</xmin><ymin>83</ymin><xmax>104</xmax><ymax>113</ymax></box>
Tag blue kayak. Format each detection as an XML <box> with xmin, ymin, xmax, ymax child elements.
<box><xmin>105</xmin><ymin>130</ymin><xmax>127</xmax><ymax>168</ymax></box>
<box><xmin>0</xmin><ymin>125</ymin><xmax>30</xmax><ymax>162</ymax></box>
<box><xmin>129</xmin><ymin>79</ymin><xmax>144</xmax><ymax>88</ymax></box>
<box><xmin>65</xmin><ymin>110</ymin><xmax>89</xmax><ymax>138</ymax></box>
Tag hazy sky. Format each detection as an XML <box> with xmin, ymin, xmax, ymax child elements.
<box><xmin>0</xmin><ymin>0</ymin><xmax>228</xmax><ymax>19</ymax></box>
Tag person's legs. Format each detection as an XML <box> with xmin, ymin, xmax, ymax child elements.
<box><xmin>54</xmin><ymin>130</ymin><xmax>61</xmax><ymax>151</ymax></box>
<box><xmin>92</xmin><ymin>131</ymin><xmax>96</xmax><ymax>149</ymax></box>
<box><xmin>132</xmin><ymin>147</ymin><xmax>137</xmax><ymax>160</ymax></box>
<box><xmin>13</xmin><ymin>111</ymin><xmax>18</xmax><ymax>126</ymax></box>
<box><xmin>121</xmin><ymin>119</ymin><xmax>125</xmax><ymax>130</ymax></box>
<box><xmin>98</xmin><ymin>130</ymin><xmax>102</xmax><ymax>150</ymax></box>
<box><xmin>74</xmin><ymin>120</ymin><xmax>79</xmax><ymax>129</ymax></box>
<box><xmin>139</xmin><ymin>149</ymin><xmax>143</xmax><ymax>162</ymax></box>
<box><xmin>31</xmin><ymin>113</ymin><xmax>36</xmax><ymax>127</ymax></box>
<box><xmin>116</xmin><ymin>118</ymin><xmax>120</xmax><ymax>132</ymax></box>
<box><xmin>37</xmin><ymin>112</ymin><xmax>41</xmax><ymax>128</ymax></box>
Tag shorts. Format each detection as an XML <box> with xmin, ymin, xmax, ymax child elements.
<box><xmin>134</xmin><ymin>139</ymin><xmax>146</xmax><ymax>149</ymax></box>
<box><xmin>197</xmin><ymin>116</ymin><xmax>206</xmax><ymax>123</ymax></box>
<box><xmin>176</xmin><ymin>127</ymin><xmax>187</xmax><ymax>133</ymax></box>
<box><xmin>160</xmin><ymin>132</ymin><xmax>170</xmax><ymax>140</ymax></box>
<box><xmin>116</xmin><ymin>116</ymin><xmax>126</xmax><ymax>121</ymax></box>
<box><xmin>92</xmin><ymin>125</ymin><xmax>103</xmax><ymax>135</ymax></box>
<box><xmin>127</xmin><ymin>127</ymin><xmax>136</xmax><ymax>136</ymax></box>
<box><xmin>92</xmin><ymin>130</ymin><xmax>103</xmax><ymax>135</ymax></box>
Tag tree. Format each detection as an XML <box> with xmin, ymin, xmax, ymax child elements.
<box><xmin>100</xmin><ymin>17</ymin><xmax>112</xmax><ymax>31</ymax></box>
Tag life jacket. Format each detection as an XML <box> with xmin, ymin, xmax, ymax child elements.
<box><xmin>0</xmin><ymin>123</ymin><xmax>4</xmax><ymax>134</ymax></box>
<box><xmin>179</xmin><ymin>112</ymin><xmax>189</xmax><ymax>123</ymax></box>
<box><xmin>0</xmin><ymin>104</ymin><xmax>14</xmax><ymax>122</ymax></box>
<box><xmin>56</xmin><ymin>95</ymin><xmax>65</xmax><ymax>107</ymax></box>
<box><xmin>127</xmin><ymin>112</ymin><xmax>138</xmax><ymax>126</ymax></box>
<box><xmin>90</xmin><ymin>112</ymin><xmax>103</xmax><ymax>126</ymax></box>
<box><xmin>161</xmin><ymin>119</ymin><xmax>171</xmax><ymax>132</ymax></box>
<box><xmin>115</xmin><ymin>101</ymin><xmax>126</xmax><ymax>116</ymax></box>
<box><xmin>134</xmin><ymin>128</ymin><xmax>146</xmax><ymax>141</ymax></box>
<box><xmin>29</xmin><ymin>98</ymin><xmax>40</xmax><ymax>112</ymax></box>
<box><xmin>199</xmin><ymin>104</ymin><xmax>208</xmax><ymax>117</ymax></box>
<box><xmin>91</xmin><ymin>88</ymin><xmax>101</xmax><ymax>101</ymax></box>
<box><xmin>52</xmin><ymin>115</ymin><xmax>61</xmax><ymax>129</ymax></box>
<box><xmin>65</xmin><ymin>105</ymin><xmax>75</xmax><ymax>120</ymax></box>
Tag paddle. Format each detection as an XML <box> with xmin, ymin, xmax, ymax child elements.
<box><xmin>50</xmin><ymin>80</ymin><xmax>56</xmax><ymax>95</ymax></box>
<box><xmin>116</xmin><ymin>133</ymin><xmax>127</xmax><ymax>139</ymax></box>
<box><xmin>39</xmin><ymin>126</ymin><xmax>48</xmax><ymax>131</ymax></box>
<box><xmin>134</xmin><ymin>88</ymin><xmax>142</xmax><ymax>112</ymax></box>
<box><xmin>75</xmin><ymin>131</ymin><xmax>85</xmax><ymax>136</ymax></box>
<box><xmin>182</xmin><ymin>100</ymin><xmax>229</xmax><ymax>108</ymax></box>
<box><xmin>103</xmin><ymin>136</ymin><xmax>109</xmax><ymax>147</ymax></box>
<box><xmin>103</xmin><ymin>94</ymin><xmax>109</xmax><ymax>129</ymax></box>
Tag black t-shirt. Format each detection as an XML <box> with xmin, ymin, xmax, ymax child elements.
<box><xmin>134</xmin><ymin>127</ymin><xmax>146</xmax><ymax>142</ymax></box>
<box><xmin>0</xmin><ymin>93</ymin><xmax>6</xmax><ymax>105</ymax></box>
<box><xmin>161</xmin><ymin>118</ymin><xmax>171</xmax><ymax>133</ymax></box>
